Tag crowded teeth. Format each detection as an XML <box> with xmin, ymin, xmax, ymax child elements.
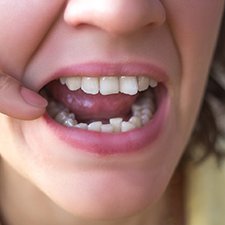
<box><xmin>60</xmin><ymin>76</ymin><xmax>158</xmax><ymax>95</ymax></box>
<box><xmin>48</xmin><ymin>87</ymin><xmax>156</xmax><ymax>133</ymax></box>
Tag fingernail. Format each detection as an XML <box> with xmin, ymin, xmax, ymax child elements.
<box><xmin>20</xmin><ymin>87</ymin><xmax>48</xmax><ymax>108</ymax></box>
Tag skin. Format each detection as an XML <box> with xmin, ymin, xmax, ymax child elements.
<box><xmin>0</xmin><ymin>1</ymin><xmax>224</xmax><ymax>225</ymax></box>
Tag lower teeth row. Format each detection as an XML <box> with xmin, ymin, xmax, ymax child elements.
<box><xmin>46</xmin><ymin>92</ymin><xmax>155</xmax><ymax>133</ymax></box>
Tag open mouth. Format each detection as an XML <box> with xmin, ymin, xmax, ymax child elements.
<box><xmin>38</xmin><ymin>63</ymin><xmax>169</xmax><ymax>154</ymax></box>
<box><xmin>43</xmin><ymin>75</ymin><xmax>160</xmax><ymax>133</ymax></box>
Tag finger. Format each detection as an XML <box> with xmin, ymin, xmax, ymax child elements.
<box><xmin>0</xmin><ymin>73</ymin><xmax>48</xmax><ymax>120</ymax></box>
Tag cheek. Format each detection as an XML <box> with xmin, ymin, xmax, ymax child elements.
<box><xmin>165</xmin><ymin>1</ymin><xmax>224</xmax><ymax>138</ymax></box>
<box><xmin>0</xmin><ymin>1</ymin><xmax>64</xmax><ymax>76</ymax></box>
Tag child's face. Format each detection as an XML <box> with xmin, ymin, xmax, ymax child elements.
<box><xmin>0</xmin><ymin>0</ymin><xmax>224</xmax><ymax>220</ymax></box>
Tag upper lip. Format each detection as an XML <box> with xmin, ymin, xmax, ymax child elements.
<box><xmin>39</xmin><ymin>61</ymin><xmax>169</xmax><ymax>91</ymax></box>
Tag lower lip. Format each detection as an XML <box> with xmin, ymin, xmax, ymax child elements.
<box><xmin>43</xmin><ymin>86</ymin><xmax>169</xmax><ymax>155</ymax></box>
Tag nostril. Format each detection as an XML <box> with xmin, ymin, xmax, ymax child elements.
<box><xmin>64</xmin><ymin>0</ymin><xmax>166</xmax><ymax>35</ymax></box>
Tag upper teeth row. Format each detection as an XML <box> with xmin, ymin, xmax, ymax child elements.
<box><xmin>60</xmin><ymin>76</ymin><xmax>158</xmax><ymax>95</ymax></box>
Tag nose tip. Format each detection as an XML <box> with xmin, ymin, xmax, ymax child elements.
<box><xmin>64</xmin><ymin>0</ymin><xmax>166</xmax><ymax>35</ymax></box>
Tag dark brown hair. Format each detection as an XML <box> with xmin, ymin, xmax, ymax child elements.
<box><xmin>185</xmin><ymin>13</ymin><xmax>225</xmax><ymax>164</ymax></box>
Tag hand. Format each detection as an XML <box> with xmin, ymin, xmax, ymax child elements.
<box><xmin>0</xmin><ymin>71</ymin><xmax>47</xmax><ymax>120</ymax></box>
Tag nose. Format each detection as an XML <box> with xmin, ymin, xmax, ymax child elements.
<box><xmin>64</xmin><ymin>0</ymin><xmax>166</xmax><ymax>36</ymax></box>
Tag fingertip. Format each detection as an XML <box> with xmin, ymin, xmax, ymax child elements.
<box><xmin>20</xmin><ymin>87</ymin><xmax>48</xmax><ymax>108</ymax></box>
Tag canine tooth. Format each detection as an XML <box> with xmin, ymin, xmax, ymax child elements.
<box><xmin>121</xmin><ymin>121</ymin><xmax>136</xmax><ymax>132</ymax></box>
<box><xmin>75</xmin><ymin>123</ymin><xmax>88</xmax><ymax>130</ymax></box>
<box><xmin>120</xmin><ymin>76</ymin><xmax>138</xmax><ymax>95</ymax></box>
<box><xmin>149</xmin><ymin>79</ymin><xmax>158</xmax><ymax>88</ymax></box>
<box><xmin>60</xmin><ymin>77</ymin><xmax>67</xmax><ymax>85</ymax></box>
<box><xmin>65</xmin><ymin>77</ymin><xmax>81</xmax><ymax>91</ymax></box>
<box><xmin>88</xmin><ymin>121</ymin><xmax>102</xmax><ymax>131</ymax></box>
<box><xmin>101</xmin><ymin>124</ymin><xmax>114</xmax><ymax>133</ymax></box>
<box><xmin>81</xmin><ymin>77</ymin><xmax>99</xmax><ymax>94</ymax></box>
<box><xmin>129</xmin><ymin>116</ymin><xmax>142</xmax><ymax>128</ymax></box>
<box><xmin>100</xmin><ymin>77</ymin><xmax>119</xmax><ymax>95</ymax></box>
<box><xmin>138</xmin><ymin>76</ymin><xmax>150</xmax><ymax>91</ymax></box>
<box><xmin>109</xmin><ymin>118</ymin><xmax>123</xmax><ymax>132</ymax></box>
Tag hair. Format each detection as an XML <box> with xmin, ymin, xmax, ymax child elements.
<box><xmin>185</xmin><ymin>13</ymin><xmax>225</xmax><ymax>164</ymax></box>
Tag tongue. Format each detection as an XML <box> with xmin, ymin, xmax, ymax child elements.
<box><xmin>46</xmin><ymin>81</ymin><xmax>138</xmax><ymax>121</ymax></box>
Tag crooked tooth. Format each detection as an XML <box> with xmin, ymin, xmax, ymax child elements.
<box><xmin>149</xmin><ymin>79</ymin><xmax>158</xmax><ymax>88</ymax></box>
<box><xmin>100</xmin><ymin>77</ymin><xmax>119</xmax><ymax>95</ymax></box>
<box><xmin>110</xmin><ymin>118</ymin><xmax>123</xmax><ymax>132</ymax></box>
<box><xmin>101</xmin><ymin>124</ymin><xmax>114</xmax><ymax>133</ymax></box>
<box><xmin>121</xmin><ymin>121</ymin><xmax>136</xmax><ymax>132</ymax></box>
<box><xmin>88</xmin><ymin>121</ymin><xmax>102</xmax><ymax>131</ymax></box>
<box><xmin>138</xmin><ymin>76</ymin><xmax>150</xmax><ymax>91</ymax></box>
<box><xmin>81</xmin><ymin>77</ymin><xmax>99</xmax><ymax>94</ymax></box>
<box><xmin>65</xmin><ymin>77</ymin><xmax>81</xmax><ymax>91</ymax></box>
<box><xmin>120</xmin><ymin>76</ymin><xmax>138</xmax><ymax>95</ymax></box>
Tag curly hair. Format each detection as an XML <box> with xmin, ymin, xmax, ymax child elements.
<box><xmin>185</xmin><ymin>13</ymin><xmax>225</xmax><ymax>164</ymax></box>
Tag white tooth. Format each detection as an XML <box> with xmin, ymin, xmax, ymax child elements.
<box><xmin>129</xmin><ymin>116</ymin><xmax>142</xmax><ymax>128</ymax></box>
<box><xmin>141</xmin><ymin>115</ymin><xmax>150</xmax><ymax>125</ymax></box>
<box><xmin>63</xmin><ymin>118</ymin><xmax>77</xmax><ymax>127</ymax></box>
<box><xmin>60</xmin><ymin>77</ymin><xmax>67</xmax><ymax>85</ymax></box>
<box><xmin>65</xmin><ymin>77</ymin><xmax>81</xmax><ymax>91</ymax></box>
<box><xmin>109</xmin><ymin>118</ymin><xmax>123</xmax><ymax>132</ymax></box>
<box><xmin>141</xmin><ymin>108</ymin><xmax>152</xmax><ymax>118</ymax></box>
<box><xmin>121</xmin><ymin>121</ymin><xmax>136</xmax><ymax>132</ymax></box>
<box><xmin>149</xmin><ymin>79</ymin><xmax>158</xmax><ymax>88</ymax></box>
<box><xmin>88</xmin><ymin>121</ymin><xmax>102</xmax><ymax>131</ymax></box>
<box><xmin>133</xmin><ymin>111</ymin><xmax>141</xmax><ymax>117</ymax></box>
<box><xmin>55</xmin><ymin>111</ymin><xmax>69</xmax><ymax>123</ymax></box>
<box><xmin>75</xmin><ymin>123</ymin><xmax>88</xmax><ymax>130</ymax></box>
<box><xmin>100</xmin><ymin>77</ymin><xmax>119</xmax><ymax>95</ymax></box>
<box><xmin>120</xmin><ymin>76</ymin><xmax>138</xmax><ymax>95</ymax></box>
<box><xmin>138</xmin><ymin>76</ymin><xmax>150</xmax><ymax>91</ymax></box>
<box><xmin>132</xmin><ymin>104</ymin><xmax>142</xmax><ymax>112</ymax></box>
<box><xmin>101</xmin><ymin>124</ymin><xmax>114</xmax><ymax>133</ymax></box>
<box><xmin>81</xmin><ymin>77</ymin><xmax>99</xmax><ymax>94</ymax></box>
